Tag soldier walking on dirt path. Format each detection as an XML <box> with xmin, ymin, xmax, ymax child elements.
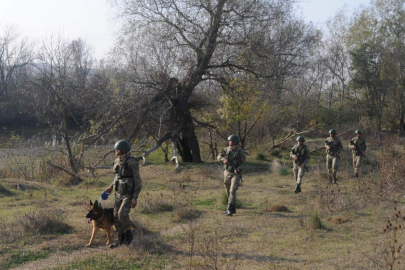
<box><xmin>217</xmin><ymin>134</ymin><xmax>246</xmax><ymax>217</ymax></box>
<box><xmin>349</xmin><ymin>130</ymin><xmax>367</xmax><ymax>178</ymax></box>
<box><xmin>325</xmin><ymin>129</ymin><xmax>343</xmax><ymax>184</ymax></box>
<box><xmin>105</xmin><ymin>140</ymin><xmax>142</xmax><ymax>248</ymax></box>
<box><xmin>290</xmin><ymin>136</ymin><xmax>310</xmax><ymax>194</ymax></box>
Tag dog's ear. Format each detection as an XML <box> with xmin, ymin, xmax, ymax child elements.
<box><xmin>94</xmin><ymin>200</ymin><xmax>98</xmax><ymax>207</ymax></box>
<box><xmin>90</xmin><ymin>200</ymin><xmax>93</xmax><ymax>206</ymax></box>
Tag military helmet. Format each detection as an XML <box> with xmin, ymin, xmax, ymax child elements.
<box><xmin>355</xmin><ymin>129</ymin><xmax>362</xmax><ymax>134</ymax></box>
<box><xmin>114</xmin><ymin>140</ymin><xmax>131</xmax><ymax>154</ymax></box>
<box><xmin>227</xmin><ymin>134</ymin><xmax>240</xmax><ymax>144</ymax></box>
<box><xmin>296</xmin><ymin>136</ymin><xmax>305</xmax><ymax>142</ymax></box>
<box><xmin>329</xmin><ymin>129</ymin><xmax>337</xmax><ymax>135</ymax></box>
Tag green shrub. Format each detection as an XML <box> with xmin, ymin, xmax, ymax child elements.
<box><xmin>271</xmin><ymin>148</ymin><xmax>282</xmax><ymax>157</ymax></box>
<box><xmin>256</xmin><ymin>152</ymin><xmax>266</xmax><ymax>161</ymax></box>
<box><xmin>279</xmin><ymin>167</ymin><xmax>290</xmax><ymax>176</ymax></box>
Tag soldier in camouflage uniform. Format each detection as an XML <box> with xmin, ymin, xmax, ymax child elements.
<box><xmin>325</xmin><ymin>129</ymin><xmax>343</xmax><ymax>184</ymax></box>
<box><xmin>217</xmin><ymin>134</ymin><xmax>246</xmax><ymax>216</ymax></box>
<box><xmin>105</xmin><ymin>140</ymin><xmax>142</xmax><ymax>248</ymax></box>
<box><xmin>349</xmin><ymin>129</ymin><xmax>367</xmax><ymax>178</ymax></box>
<box><xmin>290</xmin><ymin>136</ymin><xmax>310</xmax><ymax>194</ymax></box>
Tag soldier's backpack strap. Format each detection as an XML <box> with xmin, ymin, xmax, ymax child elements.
<box><xmin>119</xmin><ymin>156</ymin><xmax>135</xmax><ymax>178</ymax></box>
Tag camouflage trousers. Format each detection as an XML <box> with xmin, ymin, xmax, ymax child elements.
<box><xmin>352</xmin><ymin>154</ymin><xmax>363</xmax><ymax>174</ymax></box>
<box><xmin>113</xmin><ymin>193</ymin><xmax>133</xmax><ymax>234</ymax></box>
<box><xmin>293</xmin><ymin>162</ymin><xmax>305</xmax><ymax>184</ymax></box>
<box><xmin>326</xmin><ymin>154</ymin><xmax>339</xmax><ymax>178</ymax></box>
<box><xmin>223</xmin><ymin>170</ymin><xmax>241</xmax><ymax>204</ymax></box>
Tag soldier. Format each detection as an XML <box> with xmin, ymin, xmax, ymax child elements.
<box><xmin>325</xmin><ymin>129</ymin><xmax>343</xmax><ymax>184</ymax></box>
<box><xmin>217</xmin><ymin>134</ymin><xmax>246</xmax><ymax>216</ymax></box>
<box><xmin>105</xmin><ymin>140</ymin><xmax>142</xmax><ymax>248</ymax></box>
<box><xmin>349</xmin><ymin>129</ymin><xmax>367</xmax><ymax>178</ymax></box>
<box><xmin>290</xmin><ymin>136</ymin><xmax>310</xmax><ymax>194</ymax></box>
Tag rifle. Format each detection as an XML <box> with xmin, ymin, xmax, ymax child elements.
<box><xmin>296</xmin><ymin>151</ymin><xmax>309</xmax><ymax>172</ymax></box>
<box><xmin>325</xmin><ymin>140</ymin><xmax>340</xmax><ymax>159</ymax></box>
<box><xmin>226</xmin><ymin>156</ymin><xmax>243</xmax><ymax>182</ymax></box>
<box><xmin>353</xmin><ymin>143</ymin><xmax>366</xmax><ymax>157</ymax></box>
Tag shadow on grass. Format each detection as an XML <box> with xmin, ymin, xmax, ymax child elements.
<box><xmin>0</xmin><ymin>184</ymin><xmax>15</xmax><ymax>197</ymax></box>
<box><xmin>244</xmin><ymin>161</ymin><xmax>271</xmax><ymax>175</ymax></box>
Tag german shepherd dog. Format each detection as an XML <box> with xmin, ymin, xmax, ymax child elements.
<box><xmin>85</xmin><ymin>200</ymin><xmax>115</xmax><ymax>247</ymax></box>
<box><xmin>85</xmin><ymin>200</ymin><xmax>136</xmax><ymax>247</ymax></box>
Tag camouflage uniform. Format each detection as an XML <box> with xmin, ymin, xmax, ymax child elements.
<box><xmin>290</xmin><ymin>144</ymin><xmax>310</xmax><ymax>185</ymax></box>
<box><xmin>349</xmin><ymin>136</ymin><xmax>367</xmax><ymax>175</ymax></box>
<box><xmin>325</xmin><ymin>136</ymin><xmax>343</xmax><ymax>183</ymax></box>
<box><xmin>217</xmin><ymin>146</ymin><xmax>246</xmax><ymax>205</ymax></box>
<box><xmin>111</xmin><ymin>155</ymin><xmax>142</xmax><ymax>234</ymax></box>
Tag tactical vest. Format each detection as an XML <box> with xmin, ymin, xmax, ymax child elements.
<box><xmin>224</xmin><ymin>146</ymin><xmax>244</xmax><ymax>172</ymax></box>
<box><xmin>113</xmin><ymin>156</ymin><xmax>135</xmax><ymax>196</ymax></box>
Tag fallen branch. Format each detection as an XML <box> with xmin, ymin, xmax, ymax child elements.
<box><xmin>47</xmin><ymin>161</ymin><xmax>84</xmax><ymax>182</ymax></box>
<box><xmin>269</xmin><ymin>124</ymin><xmax>323</xmax><ymax>150</ymax></box>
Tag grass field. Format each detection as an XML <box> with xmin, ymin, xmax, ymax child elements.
<box><xmin>0</xmin><ymin>137</ymin><xmax>404</xmax><ymax>269</ymax></box>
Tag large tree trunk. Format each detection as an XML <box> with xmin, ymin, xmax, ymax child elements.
<box><xmin>174</xmin><ymin>94</ymin><xmax>202</xmax><ymax>163</ymax></box>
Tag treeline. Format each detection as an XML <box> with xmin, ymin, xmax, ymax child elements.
<box><xmin>0</xmin><ymin>0</ymin><xmax>404</xmax><ymax>166</ymax></box>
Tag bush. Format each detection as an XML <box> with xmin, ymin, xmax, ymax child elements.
<box><xmin>310</xmin><ymin>212</ymin><xmax>326</xmax><ymax>230</ymax></box>
<box><xmin>256</xmin><ymin>152</ymin><xmax>266</xmax><ymax>161</ymax></box>
<box><xmin>130</xmin><ymin>220</ymin><xmax>169</xmax><ymax>254</ymax></box>
<box><xmin>175</xmin><ymin>204</ymin><xmax>200</xmax><ymax>221</ymax></box>
<box><xmin>270</xmin><ymin>159</ymin><xmax>290</xmax><ymax>176</ymax></box>
<box><xmin>271</xmin><ymin>148</ymin><xmax>282</xmax><ymax>157</ymax></box>
<box><xmin>20</xmin><ymin>207</ymin><xmax>72</xmax><ymax>235</ymax></box>
<box><xmin>279</xmin><ymin>167</ymin><xmax>290</xmax><ymax>176</ymax></box>
<box><xmin>140</xmin><ymin>192</ymin><xmax>174</xmax><ymax>214</ymax></box>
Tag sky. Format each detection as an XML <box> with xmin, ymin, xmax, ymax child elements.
<box><xmin>0</xmin><ymin>0</ymin><xmax>371</xmax><ymax>60</ymax></box>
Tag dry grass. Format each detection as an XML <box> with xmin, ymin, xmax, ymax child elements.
<box><xmin>20</xmin><ymin>207</ymin><xmax>72</xmax><ymax>235</ymax></box>
<box><xmin>2</xmin><ymin>139</ymin><xmax>405</xmax><ymax>269</ymax></box>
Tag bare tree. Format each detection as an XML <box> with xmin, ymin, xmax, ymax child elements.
<box><xmin>28</xmin><ymin>34</ymin><xmax>95</xmax><ymax>176</ymax></box>
<box><xmin>102</xmin><ymin>0</ymin><xmax>318</xmax><ymax>162</ymax></box>
<box><xmin>0</xmin><ymin>24</ymin><xmax>35</xmax><ymax>102</ymax></box>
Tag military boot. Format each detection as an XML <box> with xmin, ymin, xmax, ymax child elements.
<box><xmin>328</xmin><ymin>174</ymin><xmax>333</xmax><ymax>184</ymax></box>
<box><xmin>123</xmin><ymin>230</ymin><xmax>133</xmax><ymax>245</ymax></box>
<box><xmin>333</xmin><ymin>173</ymin><xmax>337</xmax><ymax>184</ymax></box>
<box><xmin>294</xmin><ymin>183</ymin><xmax>301</xmax><ymax>194</ymax></box>
<box><xmin>354</xmin><ymin>172</ymin><xmax>359</xmax><ymax>178</ymax></box>
<box><xmin>231</xmin><ymin>203</ymin><xmax>236</xmax><ymax>215</ymax></box>
<box><xmin>109</xmin><ymin>232</ymin><xmax>125</xmax><ymax>249</ymax></box>
<box><xmin>225</xmin><ymin>204</ymin><xmax>234</xmax><ymax>216</ymax></box>
<box><xmin>224</xmin><ymin>204</ymin><xmax>231</xmax><ymax>215</ymax></box>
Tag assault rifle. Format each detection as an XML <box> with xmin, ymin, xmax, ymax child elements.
<box><xmin>296</xmin><ymin>151</ymin><xmax>309</xmax><ymax>172</ymax></box>
<box><xmin>353</xmin><ymin>143</ymin><xmax>366</xmax><ymax>157</ymax></box>
<box><xmin>325</xmin><ymin>140</ymin><xmax>340</xmax><ymax>159</ymax></box>
<box><xmin>226</xmin><ymin>156</ymin><xmax>243</xmax><ymax>182</ymax></box>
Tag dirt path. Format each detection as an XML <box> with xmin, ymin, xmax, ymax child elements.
<box><xmin>12</xmin><ymin>246</ymin><xmax>111</xmax><ymax>270</ymax></box>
